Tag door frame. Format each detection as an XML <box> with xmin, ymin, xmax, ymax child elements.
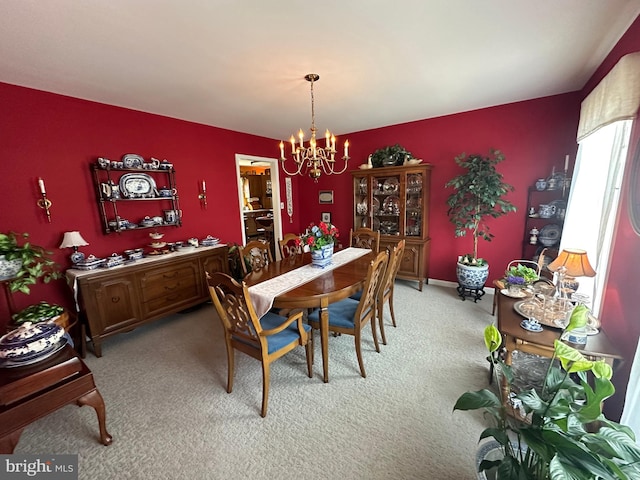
<box><xmin>235</xmin><ymin>154</ymin><xmax>283</xmax><ymax>257</ymax></box>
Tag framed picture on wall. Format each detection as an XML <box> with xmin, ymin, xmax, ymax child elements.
<box><xmin>319</xmin><ymin>190</ymin><xmax>334</xmax><ymax>204</ymax></box>
<box><xmin>321</xmin><ymin>212</ymin><xmax>331</xmax><ymax>224</ymax></box>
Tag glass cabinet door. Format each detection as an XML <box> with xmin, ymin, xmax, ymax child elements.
<box><xmin>354</xmin><ymin>176</ymin><xmax>371</xmax><ymax>229</ymax></box>
<box><xmin>405</xmin><ymin>172</ymin><xmax>423</xmax><ymax>237</ymax></box>
<box><xmin>373</xmin><ymin>174</ymin><xmax>401</xmax><ymax>235</ymax></box>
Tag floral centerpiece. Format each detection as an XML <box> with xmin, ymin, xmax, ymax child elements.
<box><xmin>297</xmin><ymin>221</ymin><xmax>339</xmax><ymax>252</ymax></box>
<box><xmin>297</xmin><ymin>222</ymin><xmax>339</xmax><ymax>268</ymax></box>
<box><xmin>454</xmin><ymin>305</ymin><xmax>640</xmax><ymax>479</ymax></box>
<box><xmin>505</xmin><ymin>263</ymin><xmax>539</xmax><ymax>287</ymax></box>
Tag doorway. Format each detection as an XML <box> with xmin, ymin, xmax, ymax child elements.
<box><xmin>235</xmin><ymin>154</ymin><xmax>283</xmax><ymax>259</ymax></box>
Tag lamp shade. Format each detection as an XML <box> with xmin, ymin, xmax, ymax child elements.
<box><xmin>59</xmin><ymin>231</ymin><xmax>89</xmax><ymax>249</ymax></box>
<box><xmin>547</xmin><ymin>248</ymin><xmax>596</xmax><ymax>277</ymax></box>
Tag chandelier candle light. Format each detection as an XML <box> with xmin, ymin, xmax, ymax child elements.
<box><xmin>279</xmin><ymin>74</ymin><xmax>350</xmax><ymax>181</ymax></box>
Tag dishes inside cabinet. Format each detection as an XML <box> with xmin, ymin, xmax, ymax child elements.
<box><xmin>538</xmin><ymin>224</ymin><xmax>561</xmax><ymax>246</ymax></box>
<box><xmin>382</xmin><ymin>195</ymin><xmax>400</xmax><ymax>215</ymax></box>
<box><xmin>356</xmin><ymin>200</ymin><xmax>368</xmax><ymax>215</ymax></box>
<box><xmin>358</xmin><ymin>178</ymin><xmax>368</xmax><ymax>194</ymax></box>
<box><xmin>119</xmin><ymin>173</ymin><xmax>157</xmax><ymax>198</ymax></box>
<box><xmin>406</xmin><ymin>196</ymin><xmax>420</xmax><ymax>209</ymax></box>
<box><xmin>122</xmin><ymin>154</ymin><xmax>145</xmax><ymax>169</ymax></box>
<box><xmin>382</xmin><ymin>177</ymin><xmax>399</xmax><ymax>194</ymax></box>
<box><xmin>373</xmin><ymin>217</ymin><xmax>380</xmax><ymax>231</ymax></box>
<box><xmin>407</xmin><ymin>174</ymin><xmax>423</xmax><ymax>193</ymax></box>
<box><xmin>380</xmin><ymin>220</ymin><xmax>398</xmax><ymax>234</ymax></box>
<box><xmin>372</xmin><ymin>197</ymin><xmax>380</xmax><ymax>214</ymax></box>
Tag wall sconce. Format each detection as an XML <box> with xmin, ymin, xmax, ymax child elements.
<box><xmin>198</xmin><ymin>180</ymin><xmax>207</xmax><ymax>209</ymax></box>
<box><xmin>36</xmin><ymin>177</ymin><xmax>52</xmax><ymax>222</ymax></box>
<box><xmin>59</xmin><ymin>231</ymin><xmax>90</xmax><ymax>264</ymax></box>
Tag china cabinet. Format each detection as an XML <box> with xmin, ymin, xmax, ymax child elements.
<box><xmin>92</xmin><ymin>162</ymin><xmax>182</xmax><ymax>234</ymax></box>
<box><xmin>522</xmin><ymin>186</ymin><xmax>569</xmax><ymax>264</ymax></box>
<box><xmin>352</xmin><ymin>164</ymin><xmax>432</xmax><ymax>290</ymax></box>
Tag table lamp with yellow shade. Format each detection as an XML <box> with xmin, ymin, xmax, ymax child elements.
<box><xmin>547</xmin><ymin>248</ymin><xmax>596</xmax><ymax>294</ymax></box>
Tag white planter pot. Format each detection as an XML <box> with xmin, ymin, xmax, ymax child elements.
<box><xmin>456</xmin><ymin>261</ymin><xmax>489</xmax><ymax>289</ymax></box>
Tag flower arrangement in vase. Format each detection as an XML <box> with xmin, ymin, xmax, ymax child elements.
<box><xmin>297</xmin><ymin>222</ymin><xmax>339</xmax><ymax>268</ymax></box>
<box><xmin>297</xmin><ymin>222</ymin><xmax>339</xmax><ymax>252</ymax></box>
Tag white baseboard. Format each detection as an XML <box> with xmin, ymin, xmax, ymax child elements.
<box><xmin>426</xmin><ymin>278</ymin><xmax>495</xmax><ymax>295</ymax></box>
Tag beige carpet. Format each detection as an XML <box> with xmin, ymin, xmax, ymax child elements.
<box><xmin>15</xmin><ymin>282</ymin><xmax>494</xmax><ymax>479</ymax></box>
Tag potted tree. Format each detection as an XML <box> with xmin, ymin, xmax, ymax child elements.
<box><xmin>0</xmin><ymin>231</ymin><xmax>62</xmax><ymax>294</ymax></box>
<box><xmin>445</xmin><ymin>150</ymin><xmax>516</xmax><ymax>296</ymax></box>
<box><xmin>454</xmin><ymin>306</ymin><xmax>640</xmax><ymax>479</ymax></box>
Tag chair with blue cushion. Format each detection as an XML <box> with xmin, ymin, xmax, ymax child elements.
<box><xmin>377</xmin><ymin>239</ymin><xmax>405</xmax><ymax>345</ymax></box>
<box><xmin>207</xmin><ymin>272</ymin><xmax>313</xmax><ymax>417</ymax></box>
<box><xmin>308</xmin><ymin>251</ymin><xmax>388</xmax><ymax>378</ymax></box>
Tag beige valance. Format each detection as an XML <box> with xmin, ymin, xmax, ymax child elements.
<box><xmin>577</xmin><ymin>52</ymin><xmax>640</xmax><ymax>142</ymax></box>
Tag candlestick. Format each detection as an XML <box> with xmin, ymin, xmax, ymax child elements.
<box><xmin>344</xmin><ymin>140</ymin><xmax>349</xmax><ymax>158</ymax></box>
<box><xmin>36</xmin><ymin>178</ymin><xmax>52</xmax><ymax>223</ymax></box>
<box><xmin>564</xmin><ymin>154</ymin><xmax>569</xmax><ymax>172</ymax></box>
<box><xmin>198</xmin><ymin>180</ymin><xmax>207</xmax><ymax>209</ymax></box>
<box><xmin>279</xmin><ymin>142</ymin><xmax>285</xmax><ymax>159</ymax></box>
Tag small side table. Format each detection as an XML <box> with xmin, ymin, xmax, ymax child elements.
<box><xmin>0</xmin><ymin>344</ymin><xmax>112</xmax><ymax>453</ymax></box>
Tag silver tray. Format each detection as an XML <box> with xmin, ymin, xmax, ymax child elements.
<box><xmin>513</xmin><ymin>300</ymin><xmax>567</xmax><ymax>328</ymax></box>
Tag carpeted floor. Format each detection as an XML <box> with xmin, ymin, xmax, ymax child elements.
<box><xmin>15</xmin><ymin>281</ymin><xmax>496</xmax><ymax>479</ymax></box>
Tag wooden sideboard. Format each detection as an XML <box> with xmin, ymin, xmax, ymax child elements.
<box><xmin>67</xmin><ymin>245</ymin><xmax>228</xmax><ymax>357</ymax></box>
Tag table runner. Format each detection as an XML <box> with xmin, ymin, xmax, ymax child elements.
<box><xmin>248</xmin><ymin>247</ymin><xmax>371</xmax><ymax>318</ymax></box>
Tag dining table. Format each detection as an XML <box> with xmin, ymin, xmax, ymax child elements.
<box><xmin>243</xmin><ymin>247</ymin><xmax>376</xmax><ymax>383</ymax></box>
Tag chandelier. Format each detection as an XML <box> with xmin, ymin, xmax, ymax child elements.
<box><xmin>279</xmin><ymin>73</ymin><xmax>350</xmax><ymax>181</ymax></box>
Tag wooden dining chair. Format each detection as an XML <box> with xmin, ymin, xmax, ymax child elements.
<box><xmin>307</xmin><ymin>250</ymin><xmax>388</xmax><ymax>378</ymax></box>
<box><xmin>349</xmin><ymin>227</ymin><xmax>380</xmax><ymax>252</ymax></box>
<box><xmin>207</xmin><ymin>272</ymin><xmax>313</xmax><ymax>417</ymax></box>
<box><xmin>278</xmin><ymin>233</ymin><xmax>302</xmax><ymax>259</ymax></box>
<box><xmin>239</xmin><ymin>240</ymin><xmax>273</xmax><ymax>275</ymax></box>
<box><xmin>377</xmin><ymin>239</ymin><xmax>405</xmax><ymax>345</ymax></box>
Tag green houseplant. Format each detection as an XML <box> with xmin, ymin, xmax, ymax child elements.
<box><xmin>370</xmin><ymin>144</ymin><xmax>412</xmax><ymax>168</ymax></box>
<box><xmin>445</xmin><ymin>150</ymin><xmax>516</xmax><ymax>289</ymax></box>
<box><xmin>0</xmin><ymin>231</ymin><xmax>62</xmax><ymax>294</ymax></box>
<box><xmin>454</xmin><ymin>306</ymin><xmax>640</xmax><ymax>479</ymax></box>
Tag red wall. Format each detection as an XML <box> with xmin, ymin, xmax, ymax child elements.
<box><xmin>0</xmin><ymin>84</ymin><xmax>292</xmax><ymax>318</ymax></box>
<box><xmin>582</xmin><ymin>15</ymin><xmax>640</xmax><ymax>420</ymax></box>
<box><xmin>1</xmin><ymin>16</ymin><xmax>638</xmax><ymax>423</ymax></box>
<box><xmin>0</xmin><ymin>84</ymin><xmax>581</xmax><ymax>319</ymax></box>
<box><xmin>296</xmin><ymin>93</ymin><xmax>581</xmax><ymax>282</ymax></box>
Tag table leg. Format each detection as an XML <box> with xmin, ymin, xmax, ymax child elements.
<box><xmin>320</xmin><ymin>298</ymin><xmax>329</xmax><ymax>383</ymax></box>
<box><xmin>77</xmin><ymin>389</ymin><xmax>113</xmax><ymax>446</ymax></box>
<box><xmin>0</xmin><ymin>429</ymin><xmax>24</xmax><ymax>454</ymax></box>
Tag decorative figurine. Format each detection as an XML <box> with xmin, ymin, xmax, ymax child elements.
<box><xmin>529</xmin><ymin>227</ymin><xmax>539</xmax><ymax>245</ymax></box>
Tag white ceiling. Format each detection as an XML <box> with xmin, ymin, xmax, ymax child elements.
<box><xmin>2</xmin><ymin>1</ymin><xmax>640</xmax><ymax>140</ymax></box>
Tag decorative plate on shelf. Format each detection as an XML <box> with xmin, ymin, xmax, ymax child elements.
<box><xmin>122</xmin><ymin>154</ymin><xmax>145</xmax><ymax>169</ymax></box>
<box><xmin>538</xmin><ymin>224</ymin><xmax>561</xmax><ymax>246</ymax></box>
<box><xmin>119</xmin><ymin>173</ymin><xmax>157</xmax><ymax>198</ymax></box>
<box><xmin>382</xmin><ymin>195</ymin><xmax>400</xmax><ymax>214</ymax></box>
<box><xmin>382</xmin><ymin>177</ymin><xmax>399</xmax><ymax>194</ymax></box>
